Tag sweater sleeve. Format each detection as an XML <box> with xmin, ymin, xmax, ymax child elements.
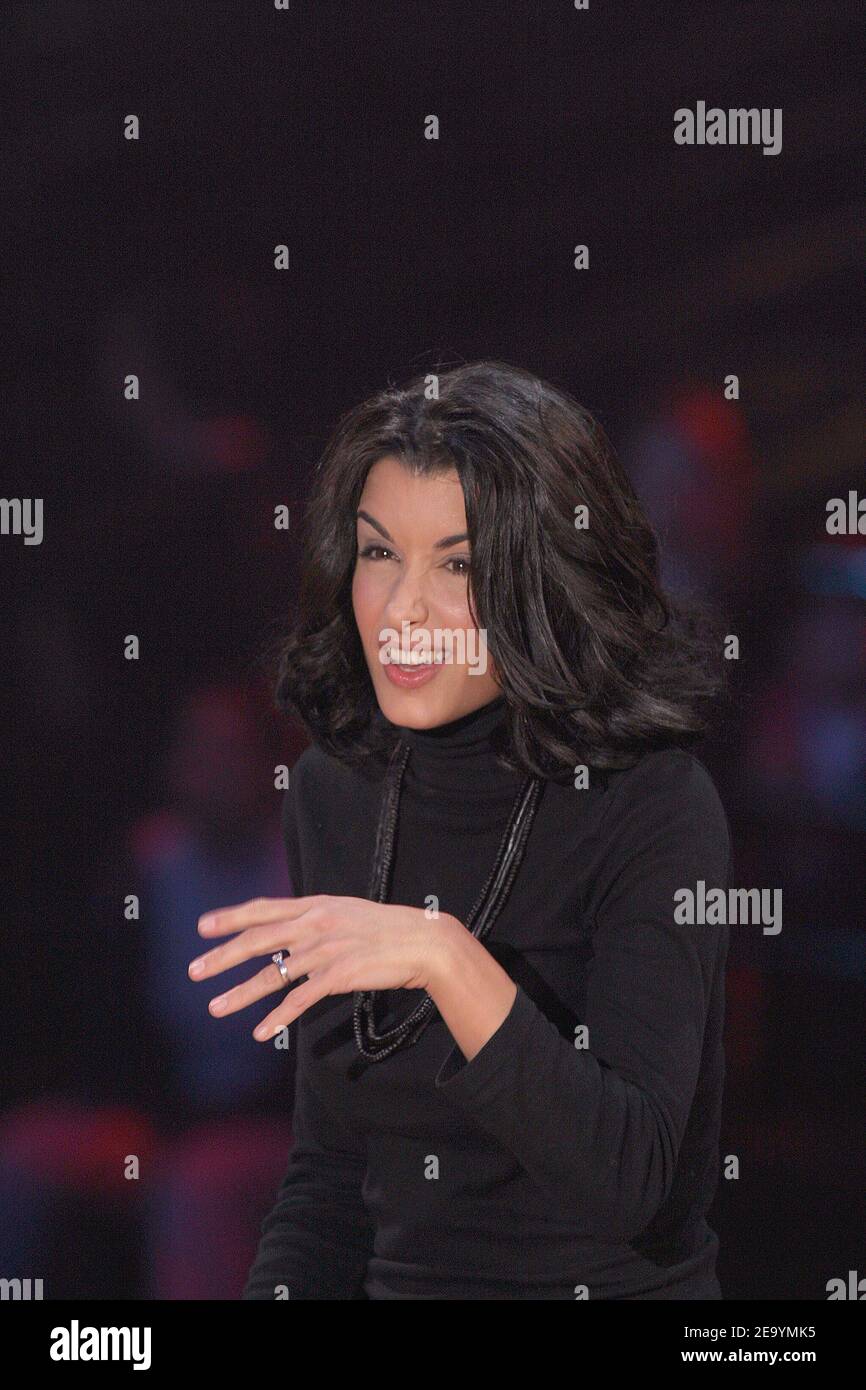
<box><xmin>242</xmin><ymin>779</ymin><xmax>375</xmax><ymax>1299</ymax></box>
<box><xmin>433</xmin><ymin>750</ymin><xmax>730</xmax><ymax>1244</ymax></box>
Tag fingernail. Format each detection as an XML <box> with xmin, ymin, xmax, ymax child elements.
<box><xmin>199</xmin><ymin>914</ymin><xmax>215</xmax><ymax>931</ymax></box>
<box><xmin>254</xmin><ymin>1023</ymin><xmax>269</xmax><ymax>1040</ymax></box>
<box><xmin>189</xmin><ymin>959</ymin><xmax>205</xmax><ymax>976</ymax></box>
<box><xmin>210</xmin><ymin>996</ymin><xmax>226</xmax><ymax>1013</ymax></box>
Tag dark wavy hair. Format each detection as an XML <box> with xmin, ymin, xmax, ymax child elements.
<box><xmin>270</xmin><ymin>360</ymin><xmax>726</xmax><ymax>779</ymax></box>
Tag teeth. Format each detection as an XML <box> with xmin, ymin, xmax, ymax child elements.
<box><xmin>386</xmin><ymin>650</ymin><xmax>443</xmax><ymax>665</ymax></box>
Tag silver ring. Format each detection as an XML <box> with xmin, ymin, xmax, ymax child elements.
<box><xmin>272</xmin><ymin>950</ymin><xmax>291</xmax><ymax>983</ymax></box>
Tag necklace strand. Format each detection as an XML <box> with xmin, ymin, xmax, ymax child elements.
<box><xmin>352</xmin><ymin>735</ymin><xmax>542</xmax><ymax>1060</ymax></box>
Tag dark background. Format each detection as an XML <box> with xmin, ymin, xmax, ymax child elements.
<box><xmin>2</xmin><ymin>0</ymin><xmax>864</xmax><ymax>1299</ymax></box>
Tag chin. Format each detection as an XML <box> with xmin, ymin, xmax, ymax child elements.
<box><xmin>373</xmin><ymin>678</ymin><xmax>458</xmax><ymax>728</ymax></box>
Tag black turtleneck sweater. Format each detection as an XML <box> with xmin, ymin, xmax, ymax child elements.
<box><xmin>242</xmin><ymin>696</ymin><xmax>730</xmax><ymax>1300</ymax></box>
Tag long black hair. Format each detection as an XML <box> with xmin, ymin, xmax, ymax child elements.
<box><xmin>270</xmin><ymin>360</ymin><xmax>725</xmax><ymax>779</ymax></box>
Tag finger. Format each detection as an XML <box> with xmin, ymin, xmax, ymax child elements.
<box><xmin>208</xmin><ymin>948</ymin><xmax>321</xmax><ymax>1017</ymax></box>
<box><xmin>198</xmin><ymin>895</ymin><xmax>325</xmax><ymax>937</ymax></box>
<box><xmin>253</xmin><ymin>969</ymin><xmax>335</xmax><ymax>1040</ymax></box>
<box><xmin>189</xmin><ymin>917</ymin><xmax>323</xmax><ymax>982</ymax></box>
<box><xmin>208</xmin><ymin>960</ymin><xmax>292</xmax><ymax>1017</ymax></box>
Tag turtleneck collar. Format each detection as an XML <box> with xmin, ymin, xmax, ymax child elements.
<box><xmin>395</xmin><ymin>693</ymin><xmax>507</xmax><ymax>753</ymax></box>
<box><xmin>379</xmin><ymin>695</ymin><xmax>527</xmax><ymax>826</ymax></box>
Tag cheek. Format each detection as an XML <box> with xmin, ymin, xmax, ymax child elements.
<box><xmin>437</xmin><ymin>586</ymin><xmax>477</xmax><ymax>627</ymax></box>
<box><xmin>351</xmin><ymin>569</ymin><xmax>371</xmax><ymax>634</ymax></box>
<box><xmin>352</xmin><ymin>567</ymin><xmax>390</xmax><ymax>647</ymax></box>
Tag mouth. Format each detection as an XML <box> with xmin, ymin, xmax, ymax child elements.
<box><xmin>380</xmin><ymin>646</ymin><xmax>446</xmax><ymax>667</ymax></box>
<box><xmin>379</xmin><ymin>645</ymin><xmax>445</xmax><ymax>688</ymax></box>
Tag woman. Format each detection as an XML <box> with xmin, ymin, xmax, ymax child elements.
<box><xmin>188</xmin><ymin>360</ymin><xmax>731</xmax><ymax>1299</ymax></box>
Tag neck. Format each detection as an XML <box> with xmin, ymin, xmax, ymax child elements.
<box><xmin>379</xmin><ymin>696</ymin><xmax>525</xmax><ymax>822</ymax></box>
<box><xmin>393</xmin><ymin>694</ymin><xmax>507</xmax><ymax>745</ymax></box>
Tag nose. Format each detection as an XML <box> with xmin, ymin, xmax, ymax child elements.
<box><xmin>382</xmin><ymin>561</ymin><xmax>431</xmax><ymax>623</ymax></box>
<box><xmin>379</xmin><ymin>564</ymin><xmax>434</xmax><ymax>651</ymax></box>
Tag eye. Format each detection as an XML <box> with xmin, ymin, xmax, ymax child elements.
<box><xmin>445</xmin><ymin>556</ymin><xmax>471</xmax><ymax>577</ymax></box>
<box><xmin>358</xmin><ymin>543</ymin><xmax>395</xmax><ymax>561</ymax></box>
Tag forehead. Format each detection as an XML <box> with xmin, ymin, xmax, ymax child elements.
<box><xmin>357</xmin><ymin>456</ymin><xmax>466</xmax><ymax>523</ymax></box>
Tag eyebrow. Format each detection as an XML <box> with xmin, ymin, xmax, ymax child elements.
<box><xmin>356</xmin><ymin>510</ymin><xmax>468</xmax><ymax>550</ymax></box>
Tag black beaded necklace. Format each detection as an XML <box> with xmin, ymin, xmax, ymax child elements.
<box><xmin>352</xmin><ymin>731</ymin><xmax>543</xmax><ymax>1061</ymax></box>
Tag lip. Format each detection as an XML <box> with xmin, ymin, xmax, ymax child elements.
<box><xmin>381</xmin><ymin>658</ymin><xmax>442</xmax><ymax>688</ymax></box>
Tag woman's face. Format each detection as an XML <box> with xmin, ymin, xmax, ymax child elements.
<box><xmin>352</xmin><ymin>455</ymin><xmax>502</xmax><ymax>729</ymax></box>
